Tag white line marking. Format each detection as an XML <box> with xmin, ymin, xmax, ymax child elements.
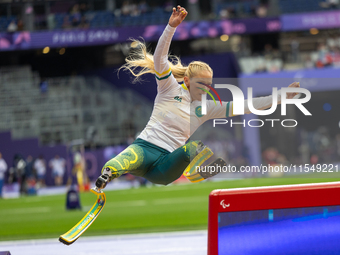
<box><xmin>153</xmin><ymin>196</ymin><xmax>207</xmax><ymax>205</ymax></box>
<box><xmin>0</xmin><ymin>207</ymin><xmax>51</xmax><ymax>215</ymax></box>
<box><xmin>105</xmin><ymin>200</ymin><xmax>147</xmax><ymax>208</ymax></box>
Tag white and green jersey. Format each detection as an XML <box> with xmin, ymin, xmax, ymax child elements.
<box><xmin>137</xmin><ymin>24</ymin><xmax>280</xmax><ymax>152</ymax></box>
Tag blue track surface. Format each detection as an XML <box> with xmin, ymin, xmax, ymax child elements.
<box><xmin>219</xmin><ymin>213</ymin><xmax>340</xmax><ymax>254</ymax></box>
<box><xmin>0</xmin><ymin>231</ymin><xmax>207</xmax><ymax>255</ymax></box>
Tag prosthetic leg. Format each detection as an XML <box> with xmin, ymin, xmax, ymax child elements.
<box><xmin>184</xmin><ymin>141</ymin><xmax>226</xmax><ymax>183</ymax></box>
<box><xmin>59</xmin><ymin>169</ymin><xmax>111</xmax><ymax>245</ymax></box>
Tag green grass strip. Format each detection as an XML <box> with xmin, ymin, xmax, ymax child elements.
<box><xmin>1</xmin><ymin>177</ymin><xmax>340</xmax><ymax>241</ymax></box>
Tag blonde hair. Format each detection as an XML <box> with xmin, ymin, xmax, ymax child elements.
<box><xmin>119</xmin><ymin>40</ymin><xmax>213</xmax><ymax>83</ymax></box>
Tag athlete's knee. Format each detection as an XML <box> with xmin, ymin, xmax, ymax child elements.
<box><xmin>155</xmin><ymin>179</ymin><xmax>172</xmax><ymax>186</ymax></box>
<box><xmin>184</xmin><ymin>140</ymin><xmax>213</xmax><ymax>160</ymax></box>
<box><xmin>161</xmin><ymin>177</ymin><xmax>174</xmax><ymax>185</ymax></box>
<box><xmin>182</xmin><ymin>140</ymin><xmax>200</xmax><ymax>161</ymax></box>
<box><xmin>144</xmin><ymin>175</ymin><xmax>172</xmax><ymax>186</ymax></box>
<box><xmin>101</xmin><ymin>164</ymin><xmax>121</xmax><ymax>179</ymax></box>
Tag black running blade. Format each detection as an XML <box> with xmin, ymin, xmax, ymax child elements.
<box><xmin>199</xmin><ymin>158</ymin><xmax>227</xmax><ymax>179</ymax></box>
<box><xmin>59</xmin><ymin>236</ymin><xmax>78</xmax><ymax>245</ymax></box>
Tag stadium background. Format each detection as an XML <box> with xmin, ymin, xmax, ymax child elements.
<box><xmin>0</xmin><ymin>0</ymin><xmax>340</xmax><ymax>244</ymax></box>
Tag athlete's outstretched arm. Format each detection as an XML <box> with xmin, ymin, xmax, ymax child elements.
<box><xmin>241</xmin><ymin>81</ymin><xmax>300</xmax><ymax>115</ymax></box>
<box><xmin>206</xmin><ymin>82</ymin><xmax>300</xmax><ymax>119</ymax></box>
<box><xmin>154</xmin><ymin>6</ymin><xmax>188</xmax><ymax>93</ymax></box>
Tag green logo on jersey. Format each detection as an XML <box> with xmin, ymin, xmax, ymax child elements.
<box><xmin>174</xmin><ymin>96</ymin><xmax>182</xmax><ymax>102</ymax></box>
<box><xmin>195</xmin><ymin>106</ymin><xmax>203</xmax><ymax>118</ymax></box>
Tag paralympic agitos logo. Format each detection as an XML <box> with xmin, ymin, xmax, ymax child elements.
<box><xmin>199</xmin><ymin>84</ymin><xmax>312</xmax><ymax>128</ymax></box>
<box><xmin>197</xmin><ymin>84</ymin><xmax>223</xmax><ymax>106</ymax></box>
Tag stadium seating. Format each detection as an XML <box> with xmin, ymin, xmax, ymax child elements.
<box><xmin>0</xmin><ymin>67</ymin><xmax>153</xmax><ymax>145</ymax></box>
<box><xmin>214</xmin><ymin>0</ymin><xmax>335</xmax><ymax>17</ymax></box>
<box><xmin>49</xmin><ymin>9</ymin><xmax>170</xmax><ymax>30</ymax></box>
<box><xmin>0</xmin><ymin>16</ymin><xmax>17</xmax><ymax>32</ymax></box>
<box><xmin>0</xmin><ymin>8</ymin><xmax>171</xmax><ymax>32</ymax></box>
<box><xmin>238</xmin><ymin>56</ymin><xmax>283</xmax><ymax>73</ymax></box>
<box><xmin>214</xmin><ymin>0</ymin><xmax>259</xmax><ymax>18</ymax></box>
<box><xmin>278</xmin><ymin>0</ymin><xmax>328</xmax><ymax>14</ymax></box>
<box><xmin>1</xmin><ymin>0</ymin><xmax>338</xmax><ymax>32</ymax></box>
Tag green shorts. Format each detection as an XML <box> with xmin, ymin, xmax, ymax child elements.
<box><xmin>102</xmin><ymin>138</ymin><xmax>196</xmax><ymax>185</ymax></box>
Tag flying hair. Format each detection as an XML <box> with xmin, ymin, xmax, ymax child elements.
<box><xmin>119</xmin><ymin>40</ymin><xmax>212</xmax><ymax>83</ymax></box>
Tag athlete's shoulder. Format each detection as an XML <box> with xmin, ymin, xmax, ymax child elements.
<box><xmin>155</xmin><ymin>67</ymin><xmax>172</xmax><ymax>81</ymax></box>
<box><xmin>178</xmin><ymin>81</ymin><xmax>189</xmax><ymax>91</ymax></box>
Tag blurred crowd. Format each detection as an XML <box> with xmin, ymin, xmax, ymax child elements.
<box><xmin>218</xmin><ymin>0</ymin><xmax>270</xmax><ymax>19</ymax></box>
<box><xmin>117</xmin><ymin>0</ymin><xmax>173</xmax><ymax>16</ymax></box>
<box><xmin>262</xmin><ymin>128</ymin><xmax>340</xmax><ymax>170</ymax></box>
<box><xmin>0</xmin><ymin>153</ymin><xmax>66</xmax><ymax>197</ymax></box>
<box><xmin>291</xmin><ymin>36</ymin><xmax>340</xmax><ymax>70</ymax></box>
<box><xmin>61</xmin><ymin>3</ymin><xmax>90</xmax><ymax>29</ymax></box>
<box><xmin>6</xmin><ymin>19</ymin><xmax>24</xmax><ymax>32</ymax></box>
<box><xmin>0</xmin><ymin>152</ymin><xmax>7</xmax><ymax>198</ymax></box>
<box><xmin>313</xmin><ymin>39</ymin><xmax>340</xmax><ymax>68</ymax></box>
<box><xmin>239</xmin><ymin>33</ymin><xmax>340</xmax><ymax>74</ymax></box>
<box><xmin>1</xmin><ymin>0</ymin><xmax>339</xmax><ymax>33</ymax></box>
<box><xmin>298</xmin><ymin>128</ymin><xmax>340</xmax><ymax>165</ymax></box>
<box><xmin>1</xmin><ymin>128</ymin><xmax>339</xmax><ymax>198</ymax></box>
<box><xmin>319</xmin><ymin>0</ymin><xmax>340</xmax><ymax>9</ymax></box>
<box><xmin>0</xmin><ymin>0</ymin><xmax>273</xmax><ymax>33</ymax></box>
<box><xmin>56</xmin><ymin>0</ymin><xmax>175</xmax><ymax>30</ymax></box>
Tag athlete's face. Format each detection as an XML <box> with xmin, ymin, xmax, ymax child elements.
<box><xmin>185</xmin><ymin>70</ymin><xmax>213</xmax><ymax>101</ymax></box>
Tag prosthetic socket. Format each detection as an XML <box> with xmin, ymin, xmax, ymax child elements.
<box><xmin>95</xmin><ymin>167</ymin><xmax>112</xmax><ymax>190</ymax></box>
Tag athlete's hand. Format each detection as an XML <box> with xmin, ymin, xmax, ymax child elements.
<box><xmin>168</xmin><ymin>5</ymin><xmax>188</xmax><ymax>28</ymax></box>
<box><xmin>286</xmin><ymin>82</ymin><xmax>300</xmax><ymax>99</ymax></box>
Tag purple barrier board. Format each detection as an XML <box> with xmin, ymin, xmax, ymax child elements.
<box><xmin>281</xmin><ymin>10</ymin><xmax>340</xmax><ymax>31</ymax></box>
<box><xmin>0</xmin><ymin>131</ymin><xmax>127</xmax><ymax>186</ymax></box>
<box><xmin>0</xmin><ymin>17</ymin><xmax>281</xmax><ymax>51</ymax></box>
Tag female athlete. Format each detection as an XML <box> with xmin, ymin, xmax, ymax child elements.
<box><xmin>95</xmin><ymin>6</ymin><xmax>300</xmax><ymax>188</ymax></box>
